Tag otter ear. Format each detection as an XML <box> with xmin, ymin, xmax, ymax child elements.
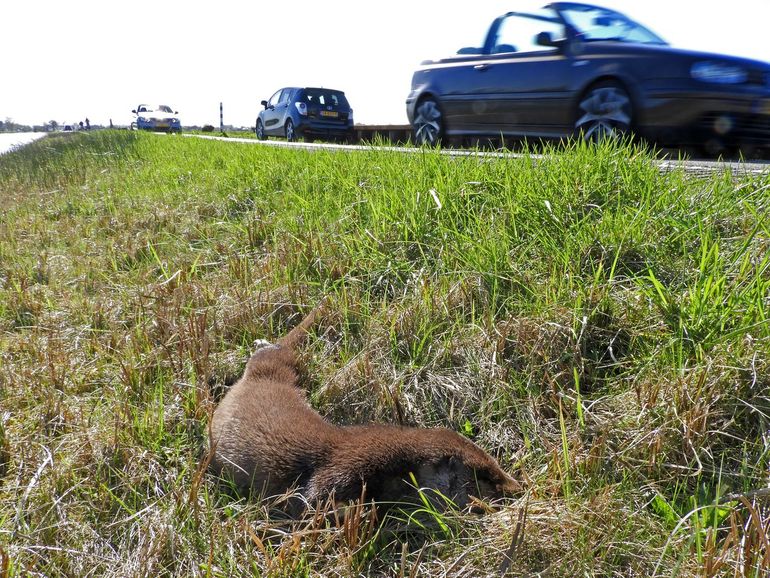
<box><xmin>444</xmin><ymin>455</ymin><xmax>469</xmax><ymax>480</ymax></box>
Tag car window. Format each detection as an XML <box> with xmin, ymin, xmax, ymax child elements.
<box><xmin>318</xmin><ymin>93</ymin><xmax>338</xmax><ymax>106</ymax></box>
<box><xmin>304</xmin><ymin>89</ymin><xmax>348</xmax><ymax>107</ymax></box>
<box><xmin>279</xmin><ymin>90</ymin><xmax>292</xmax><ymax>104</ymax></box>
<box><xmin>268</xmin><ymin>90</ymin><xmax>283</xmax><ymax>107</ymax></box>
<box><xmin>493</xmin><ymin>13</ymin><xmax>565</xmax><ymax>54</ymax></box>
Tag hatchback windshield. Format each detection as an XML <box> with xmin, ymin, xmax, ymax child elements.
<box><xmin>558</xmin><ymin>5</ymin><xmax>667</xmax><ymax>45</ymax></box>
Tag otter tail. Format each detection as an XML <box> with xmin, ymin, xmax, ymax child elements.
<box><xmin>277</xmin><ymin>300</ymin><xmax>326</xmax><ymax>351</ymax></box>
<box><xmin>243</xmin><ymin>300</ymin><xmax>326</xmax><ymax>382</ymax></box>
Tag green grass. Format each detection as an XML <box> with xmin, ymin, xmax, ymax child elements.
<box><xmin>0</xmin><ymin>130</ymin><xmax>768</xmax><ymax>576</ymax></box>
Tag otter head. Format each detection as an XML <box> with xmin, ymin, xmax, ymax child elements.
<box><xmin>406</xmin><ymin>430</ymin><xmax>521</xmax><ymax>511</ymax></box>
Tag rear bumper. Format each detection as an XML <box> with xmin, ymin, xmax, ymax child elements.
<box><xmin>297</xmin><ymin>119</ymin><xmax>353</xmax><ymax>138</ymax></box>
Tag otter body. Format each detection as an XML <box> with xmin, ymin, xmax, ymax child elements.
<box><xmin>209</xmin><ymin>307</ymin><xmax>518</xmax><ymax>510</ymax></box>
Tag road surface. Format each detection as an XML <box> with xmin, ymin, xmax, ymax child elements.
<box><xmin>186</xmin><ymin>133</ymin><xmax>770</xmax><ymax>177</ymax></box>
<box><xmin>0</xmin><ymin>132</ymin><xmax>47</xmax><ymax>155</ymax></box>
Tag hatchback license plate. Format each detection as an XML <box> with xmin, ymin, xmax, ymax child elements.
<box><xmin>320</xmin><ymin>110</ymin><xmax>338</xmax><ymax>118</ymax></box>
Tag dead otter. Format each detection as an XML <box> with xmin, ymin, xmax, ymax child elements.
<box><xmin>209</xmin><ymin>305</ymin><xmax>519</xmax><ymax>512</ymax></box>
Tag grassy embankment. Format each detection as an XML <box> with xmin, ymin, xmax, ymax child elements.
<box><xmin>0</xmin><ymin>130</ymin><xmax>768</xmax><ymax>576</ymax></box>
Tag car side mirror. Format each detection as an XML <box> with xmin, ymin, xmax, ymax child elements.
<box><xmin>261</xmin><ymin>100</ymin><xmax>268</xmax><ymax>109</ymax></box>
<box><xmin>131</xmin><ymin>109</ymin><xmax>137</xmax><ymax>114</ymax></box>
<box><xmin>535</xmin><ymin>31</ymin><xmax>559</xmax><ymax>48</ymax></box>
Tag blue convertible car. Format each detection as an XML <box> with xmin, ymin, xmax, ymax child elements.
<box><xmin>406</xmin><ymin>2</ymin><xmax>770</xmax><ymax>155</ymax></box>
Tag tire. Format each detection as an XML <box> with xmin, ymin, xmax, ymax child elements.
<box><xmin>412</xmin><ymin>98</ymin><xmax>444</xmax><ymax>146</ymax></box>
<box><xmin>575</xmin><ymin>81</ymin><xmax>632</xmax><ymax>142</ymax></box>
<box><xmin>285</xmin><ymin>119</ymin><xmax>297</xmax><ymax>142</ymax></box>
<box><xmin>256</xmin><ymin>119</ymin><xmax>266</xmax><ymax>140</ymax></box>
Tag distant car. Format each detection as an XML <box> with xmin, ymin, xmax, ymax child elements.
<box><xmin>256</xmin><ymin>87</ymin><xmax>353</xmax><ymax>142</ymax></box>
<box><xmin>406</xmin><ymin>2</ymin><xmax>770</xmax><ymax>154</ymax></box>
<box><xmin>131</xmin><ymin>104</ymin><xmax>182</xmax><ymax>133</ymax></box>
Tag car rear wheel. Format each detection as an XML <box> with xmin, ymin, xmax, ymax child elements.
<box><xmin>285</xmin><ymin>119</ymin><xmax>297</xmax><ymax>142</ymax></box>
<box><xmin>575</xmin><ymin>82</ymin><xmax>632</xmax><ymax>142</ymax></box>
<box><xmin>256</xmin><ymin>119</ymin><xmax>266</xmax><ymax>140</ymax></box>
<box><xmin>413</xmin><ymin>98</ymin><xmax>443</xmax><ymax>146</ymax></box>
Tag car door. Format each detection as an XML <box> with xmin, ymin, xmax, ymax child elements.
<box><xmin>262</xmin><ymin>89</ymin><xmax>286</xmax><ymax>135</ymax></box>
<box><xmin>467</xmin><ymin>13</ymin><xmax>575</xmax><ymax>136</ymax></box>
<box><xmin>426</xmin><ymin>55</ymin><xmax>502</xmax><ymax>132</ymax></box>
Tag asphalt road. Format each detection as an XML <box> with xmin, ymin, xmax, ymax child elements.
<box><xmin>0</xmin><ymin>132</ymin><xmax>47</xmax><ymax>155</ymax></box>
<box><xmin>186</xmin><ymin>133</ymin><xmax>770</xmax><ymax>177</ymax></box>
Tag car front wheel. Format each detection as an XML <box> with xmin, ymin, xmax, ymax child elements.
<box><xmin>575</xmin><ymin>82</ymin><xmax>632</xmax><ymax>142</ymax></box>
<box><xmin>256</xmin><ymin>119</ymin><xmax>266</xmax><ymax>140</ymax></box>
<box><xmin>412</xmin><ymin>98</ymin><xmax>443</xmax><ymax>146</ymax></box>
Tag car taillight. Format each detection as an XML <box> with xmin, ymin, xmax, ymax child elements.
<box><xmin>294</xmin><ymin>102</ymin><xmax>308</xmax><ymax>116</ymax></box>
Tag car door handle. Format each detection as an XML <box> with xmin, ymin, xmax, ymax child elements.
<box><xmin>474</xmin><ymin>63</ymin><xmax>490</xmax><ymax>71</ymax></box>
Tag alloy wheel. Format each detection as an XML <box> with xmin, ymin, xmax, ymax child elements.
<box><xmin>413</xmin><ymin>99</ymin><xmax>443</xmax><ymax>146</ymax></box>
<box><xmin>575</xmin><ymin>85</ymin><xmax>632</xmax><ymax>142</ymax></box>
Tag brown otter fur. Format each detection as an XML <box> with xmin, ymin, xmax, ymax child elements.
<box><xmin>209</xmin><ymin>305</ymin><xmax>519</xmax><ymax>512</ymax></box>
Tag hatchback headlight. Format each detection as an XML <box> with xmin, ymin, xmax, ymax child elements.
<box><xmin>691</xmin><ymin>61</ymin><xmax>748</xmax><ymax>84</ymax></box>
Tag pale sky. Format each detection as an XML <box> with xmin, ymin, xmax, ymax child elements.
<box><xmin>3</xmin><ymin>1</ymin><xmax>769</xmax><ymax>128</ymax></box>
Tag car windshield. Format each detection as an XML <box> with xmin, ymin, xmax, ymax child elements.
<box><xmin>557</xmin><ymin>5</ymin><xmax>667</xmax><ymax>45</ymax></box>
<box><xmin>137</xmin><ymin>105</ymin><xmax>175</xmax><ymax>113</ymax></box>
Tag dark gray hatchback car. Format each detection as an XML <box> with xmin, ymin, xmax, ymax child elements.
<box><xmin>256</xmin><ymin>87</ymin><xmax>354</xmax><ymax>142</ymax></box>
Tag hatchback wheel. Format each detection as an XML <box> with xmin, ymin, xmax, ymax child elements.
<box><xmin>575</xmin><ymin>82</ymin><xmax>632</xmax><ymax>142</ymax></box>
<box><xmin>413</xmin><ymin>98</ymin><xmax>443</xmax><ymax>146</ymax></box>
<box><xmin>285</xmin><ymin>119</ymin><xmax>297</xmax><ymax>142</ymax></box>
<box><xmin>256</xmin><ymin>119</ymin><xmax>266</xmax><ymax>140</ymax></box>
